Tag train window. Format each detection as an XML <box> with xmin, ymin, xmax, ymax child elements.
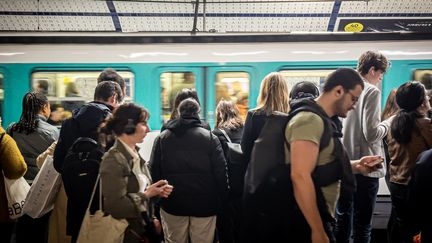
<box><xmin>0</xmin><ymin>73</ymin><xmax>3</xmax><ymax>119</ymax></box>
<box><xmin>31</xmin><ymin>71</ymin><xmax>134</xmax><ymax>125</ymax></box>
<box><xmin>160</xmin><ymin>72</ymin><xmax>196</xmax><ymax>122</ymax></box>
<box><xmin>413</xmin><ymin>70</ymin><xmax>432</xmax><ymax>91</ymax></box>
<box><xmin>215</xmin><ymin>72</ymin><xmax>250</xmax><ymax>120</ymax></box>
<box><xmin>279</xmin><ymin>70</ymin><xmax>335</xmax><ymax>90</ymax></box>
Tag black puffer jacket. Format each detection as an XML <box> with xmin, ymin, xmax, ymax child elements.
<box><xmin>53</xmin><ymin>101</ymin><xmax>112</xmax><ymax>173</ymax></box>
<box><xmin>150</xmin><ymin>116</ymin><xmax>228</xmax><ymax>217</ymax></box>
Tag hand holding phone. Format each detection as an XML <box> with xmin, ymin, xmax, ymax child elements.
<box><xmin>365</xmin><ymin>157</ymin><xmax>384</xmax><ymax>167</ymax></box>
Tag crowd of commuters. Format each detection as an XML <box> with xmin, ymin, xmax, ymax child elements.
<box><xmin>1</xmin><ymin>52</ymin><xmax>431</xmax><ymax>243</ymax></box>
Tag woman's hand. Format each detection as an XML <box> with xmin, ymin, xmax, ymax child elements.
<box><xmin>144</xmin><ymin>180</ymin><xmax>173</xmax><ymax>198</ymax></box>
<box><xmin>153</xmin><ymin>218</ymin><xmax>162</xmax><ymax>235</ymax></box>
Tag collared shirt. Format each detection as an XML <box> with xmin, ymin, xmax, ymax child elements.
<box><xmin>118</xmin><ymin>138</ymin><xmax>149</xmax><ymax>193</ymax></box>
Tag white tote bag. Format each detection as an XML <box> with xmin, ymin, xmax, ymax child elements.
<box><xmin>3</xmin><ymin>172</ymin><xmax>30</xmax><ymax>219</ymax></box>
<box><xmin>77</xmin><ymin>175</ymin><xmax>129</xmax><ymax>243</ymax></box>
<box><xmin>23</xmin><ymin>155</ymin><xmax>62</xmax><ymax>218</ymax></box>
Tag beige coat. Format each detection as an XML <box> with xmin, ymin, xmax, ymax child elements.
<box><xmin>36</xmin><ymin>142</ymin><xmax>71</xmax><ymax>243</ymax></box>
<box><xmin>100</xmin><ymin>139</ymin><xmax>154</xmax><ymax>243</ymax></box>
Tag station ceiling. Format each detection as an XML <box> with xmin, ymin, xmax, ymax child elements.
<box><xmin>0</xmin><ymin>0</ymin><xmax>431</xmax><ymax>33</ymax></box>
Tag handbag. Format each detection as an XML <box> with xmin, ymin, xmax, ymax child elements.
<box><xmin>3</xmin><ymin>171</ymin><xmax>30</xmax><ymax>219</ymax></box>
<box><xmin>77</xmin><ymin>174</ymin><xmax>129</xmax><ymax>243</ymax></box>
<box><xmin>23</xmin><ymin>155</ymin><xmax>62</xmax><ymax>218</ymax></box>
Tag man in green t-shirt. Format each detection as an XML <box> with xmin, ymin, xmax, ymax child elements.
<box><xmin>286</xmin><ymin>68</ymin><xmax>384</xmax><ymax>243</ymax></box>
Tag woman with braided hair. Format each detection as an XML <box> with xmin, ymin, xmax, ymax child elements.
<box><xmin>8</xmin><ymin>91</ymin><xmax>59</xmax><ymax>243</ymax></box>
<box><xmin>9</xmin><ymin>92</ymin><xmax>59</xmax><ymax>181</ymax></box>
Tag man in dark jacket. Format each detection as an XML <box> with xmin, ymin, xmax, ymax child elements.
<box><xmin>150</xmin><ymin>98</ymin><xmax>228</xmax><ymax>243</ymax></box>
<box><xmin>53</xmin><ymin>81</ymin><xmax>123</xmax><ymax>172</ymax></box>
<box><xmin>53</xmin><ymin>81</ymin><xmax>123</xmax><ymax>242</ymax></box>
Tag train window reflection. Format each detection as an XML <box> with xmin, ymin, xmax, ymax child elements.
<box><xmin>414</xmin><ymin>70</ymin><xmax>432</xmax><ymax>106</ymax></box>
<box><xmin>279</xmin><ymin>70</ymin><xmax>335</xmax><ymax>91</ymax></box>
<box><xmin>160</xmin><ymin>72</ymin><xmax>196</xmax><ymax>123</ymax></box>
<box><xmin>215</xmin><ymin>72</ymin><xmax>249</xmax><ymax>121</ymax></box>
<box><xmin>32</xmin><ymin>71</ymin><xmax>134</xmax><ymax>126</ymax></box>
<box><xmin>0</xmin><ymin>73</ymin><xmax>3</xmax><ymax>118</ymax></box>
<box><xmin>414</xmin><ymin>70</ymin><xmax>432</xmax><ymax>90</ymax></box>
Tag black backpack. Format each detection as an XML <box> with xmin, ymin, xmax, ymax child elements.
<box><xmin>219</xmin><ymin>129</ymin><xmax>245</xmax><ymax>197</ymax></box>
<box><xmin>241</xmin><ymin>99</ymin><xmax>343</xmax><ymax>243</ymax></box>
<box><xmin>61</xmin><ymin>137</ymin><xmax>104</xmax><ymax>236</ymax></box>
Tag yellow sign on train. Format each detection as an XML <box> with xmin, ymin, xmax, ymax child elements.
<box><xmin>344</xmin><ymin>22</ymin><xmax>364</xmax><ymax>32</ymax></box>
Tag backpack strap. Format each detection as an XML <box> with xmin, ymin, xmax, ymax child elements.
<box><xmin>220</xmin><ymin>129</ymin><xmax>232</xmax><ymax>143</ymax></box>
<box><xmin>286</xmin><ymin>99</ymin><xmax>332</xmax><ymax>152</ymax></box>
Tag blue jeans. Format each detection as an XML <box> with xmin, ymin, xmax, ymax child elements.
<box><xmin>334</xmin><ymin>175</ymin><xmax>379</xmax><ymax>243</ymax></box>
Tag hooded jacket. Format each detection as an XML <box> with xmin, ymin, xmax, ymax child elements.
<box><xmin>53</xmin><ymin>101</ymin><xmax>112</xmax><ymax>173</ymax></box>
<box><xmin>150</xmin><ymin>115</ymin><xmax>228</xmax><ymax>217</ymax></box>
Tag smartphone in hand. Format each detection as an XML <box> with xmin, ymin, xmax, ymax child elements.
<box><xmin>366</xmin><ymin>158</ymin><xmax>384</xmax><ymax>167</ymax></box>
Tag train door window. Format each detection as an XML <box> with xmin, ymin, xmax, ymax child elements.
<box><xmin>414</xmin><ymin>69</ymin><xmax>432</xmax><ymax>106</ymax></box>
<box><xmin>160</xmin><ymin>72</ymin><xmax>196</xmax><ymax>122</ymax></box>
<box><xmin>279</xmin><ymin>70</ymin><xmax>335</xmax><ymax>91</ymax></box>
<box><xmin>31</xmin><ymin>71</ymin><xmax>134</xmax><ymax>125</ymax></box>
<box><xmin>215</xmin><ymin>72</ymin><xmax>250</xmax><ymax>121</ymax></box>
<box><xmin>0</xmin><ymin>73</ymin><xmax>3</xmax><ymax>119</ymax></box>
<box><xmin>413</xmin><ymin>70</ymin><xmax>432</xmax><ymax>91</ymax></box>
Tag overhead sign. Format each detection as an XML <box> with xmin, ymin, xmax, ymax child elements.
<box><xmin>338</xmin><ymin>19</ymin><xmax>432</xmax><ymax>32</ymax></box>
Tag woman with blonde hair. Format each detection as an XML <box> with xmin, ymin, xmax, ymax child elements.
<box><xmin>241</xmin><ymin>72</ymin><xmax>290</xmax><ymax>165</ymax></box>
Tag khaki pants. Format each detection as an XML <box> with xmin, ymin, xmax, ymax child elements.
<box><xmin>160</xmin><ymin>208</ymin><xmax>216</xmax><ymax>243</ymax></box>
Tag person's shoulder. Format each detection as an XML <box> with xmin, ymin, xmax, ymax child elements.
<box><xmin>39</xmin><ymin>119</ymin><xmax>59</xmax><ymax>132</ymax></box>
<box><xmin>248</xmin><ymin>108</ymin><xmax>266</xmax><ymax>115</ymax></box>
<box><xmin>289</xmin><ymin>111</ymin><xmax>322</xmax><ymax>125</ymax></box>
<box><xmin>417</xmin><ymin>117</ymin><xmax>432</xmax><ymax>125</ymax></box>
<box><xmin>103</xmin><ymin>143</ymin><xmax>126</xmax><ymax>164</ymax></box>
<box><xmin>212</xmin><ymin>128</ymin><xmax>223</xmax><ymax>136</ymax></box>
<box><xmin>417</xmin><ymin>118</ymin><xmax>432</xmax><ymax>133</ymax></box>
<box><xmin>363</xmin><ymin>82</ymin><xmax>381</xmax><ymax>96</ymax></box>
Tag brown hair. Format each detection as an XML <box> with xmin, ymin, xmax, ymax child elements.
<box><xmin>357</xmin><ymin>51</ymin><xmax>390</xmax><ymax>76</ymax></box>
<box><xmin>215</xmin><ymin>99</ymin><xmax>244</xmax><ymax>130</ymax></box>
<box><xmin>100</xmin><ymin>103</ymin><xmax>149</xmax><ymax>136</ymax></box>
<box><xmin>381</xmin><ymin>88</ymin><xmax>398</xmax><ymax>120</ymax></box>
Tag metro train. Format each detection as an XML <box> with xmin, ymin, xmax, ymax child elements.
<box><xmin>1</xmin><ymin>35</ymin><xmax>432</xmax><ymax>228</ymax></box>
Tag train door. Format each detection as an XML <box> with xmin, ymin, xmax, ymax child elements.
<box><xmin>30</xmin><ymin>69</ymin><xmax>135</xmax><ymax>127</ymax></box>
<box><xmin>157</xmin><ymin>67</ymin><xmax>204</xmax><ymax>127</ymax></box>
<box><xmin>205</xmin><ymin>67</ymin><xmax>253</xmax><ymax>127</ymax></box>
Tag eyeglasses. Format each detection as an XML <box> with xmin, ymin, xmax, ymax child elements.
<box><xmin>344</xmin><ymin>89</ymin><xmax>360</xmax><ymax>104</ymax></box>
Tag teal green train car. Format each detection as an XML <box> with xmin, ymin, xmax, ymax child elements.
<box><xmin>1</xmin><ymin>39</ymin><xmax>431</xmax><ymax>130</ymax></box>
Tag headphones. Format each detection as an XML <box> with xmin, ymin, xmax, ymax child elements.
<box><xmin>124</xmin><ymin>119</ymin><xmax>136</xmax><ymax>135</ymax></box>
